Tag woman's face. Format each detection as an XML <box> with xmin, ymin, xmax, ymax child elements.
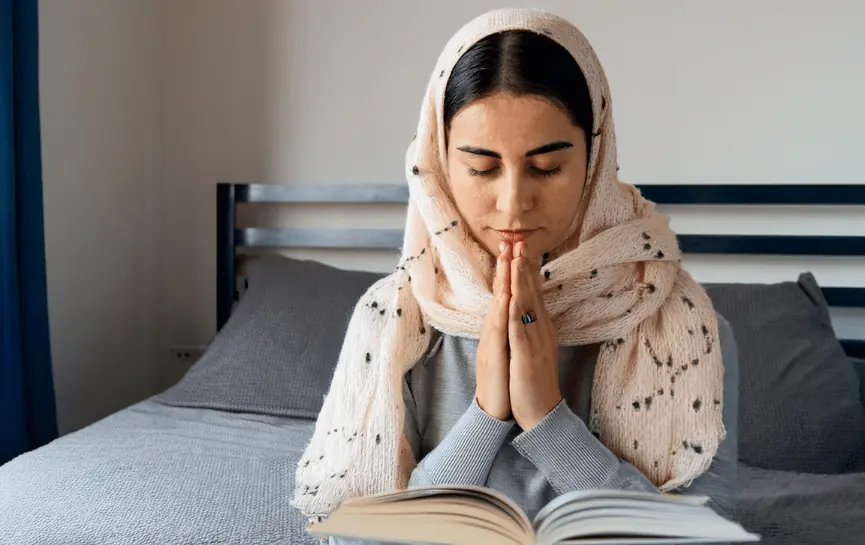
<box><xmin>446</xmin><ymin>92</ymin><xmax>589</xmax><ymax>258</ymax></box>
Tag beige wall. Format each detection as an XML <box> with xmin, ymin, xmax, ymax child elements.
<box><xmin>41</xmin><ymin>0</ymin><xmax>865</xmax><ymax>432</ymax></box>
<box><xmin>40</xmin><ymin>0</ymin><xmax>162</xmax><ymax>434</ymax></box>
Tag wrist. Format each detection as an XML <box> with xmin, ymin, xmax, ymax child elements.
<box><xmin>520</xmin><ymin>392</ymin><xmax>563</xmax><ymax>431</ymax></box>
<box><xmin>474</xmin><ymin>393</ymin><xmax>512</xmax><ymax>422</ymax></box>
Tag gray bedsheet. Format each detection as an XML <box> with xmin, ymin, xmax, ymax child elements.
<box><xmin>0</xmin><ymin>398</ymin><xmax>317</xmax><ymax>545</ymax></box>
<box><xmin>736</xmin><ymin>464</ymin><xmax>865</xmax><ymax>545</ymax></box>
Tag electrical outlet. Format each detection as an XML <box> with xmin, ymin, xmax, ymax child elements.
<box><xmin>169</xmin><ymin>345</ymin><xmax>205</xmax><ymax>364</ymax></box>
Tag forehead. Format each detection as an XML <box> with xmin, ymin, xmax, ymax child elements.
<box><xmin>447</xmin><ymin>92</ymin><xmax>578</xmax><ymax>150</ymax></box>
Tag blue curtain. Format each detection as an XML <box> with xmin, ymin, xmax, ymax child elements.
<box><xmin>1</xmin><ymin>0</ymin><xmax>58</xmax><ymax>465</ymax></box>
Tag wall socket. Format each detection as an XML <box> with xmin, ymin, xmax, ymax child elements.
<box><xmin>169</xmin><ymin>345</ymin><xmax>205</xmax><ymax>364</ymax></box>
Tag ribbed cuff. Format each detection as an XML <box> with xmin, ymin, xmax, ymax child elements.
<box><xmin>511</xmin><ymin>399</ymin><xmax>620</xmax><ymax>493</ymax></box>
<box><xmin>420</xmin><ymin>399</ymin><xmax>515</xmax><ymax>486</ymax></box>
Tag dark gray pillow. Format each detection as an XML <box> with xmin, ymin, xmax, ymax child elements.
<box><xmin>157</xmin><ymin>255</ymin><xmax>384</xmax><ymax>419</ymax></box>
<box><xmin>855</xmin><ymin>358</ymin><xmax>865</xmax><ymax>472</ymax></box>
<box><xmin>705</xmin><ymin>273</ymin><xmax>865</xmax><ymax>473</ymax></box>
<box><xmin>856</xmin><ymin>358</ymin><xmax>865</xmax><ymax>407</ymax></box>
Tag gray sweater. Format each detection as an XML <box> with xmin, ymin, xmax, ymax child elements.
<box><xmin>332</xmin><ymin>314</ymin><xmax>739</xmax><ymax>544</ymax></box>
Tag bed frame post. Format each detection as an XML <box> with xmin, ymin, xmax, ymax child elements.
<box><xmin>216</xmin><ymin>183</ymin><xmax>236</xmax><ymax>332</ymax></box>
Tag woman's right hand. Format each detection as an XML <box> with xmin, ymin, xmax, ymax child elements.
<box><xmin>475</xmin><ymin>242</ymin><xmax>512</xmax><ymax>421</ymax></box>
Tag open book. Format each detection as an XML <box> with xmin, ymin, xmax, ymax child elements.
<box><xmin>308</xmin><ymin>485</ymin><xmax>760</xmax><ymax>545</ymax></box>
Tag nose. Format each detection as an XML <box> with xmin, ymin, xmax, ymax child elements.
<box><xmin>496</xmin><ymin>169</ymin><xmax>533</xmax><ymax>218</ymax></box>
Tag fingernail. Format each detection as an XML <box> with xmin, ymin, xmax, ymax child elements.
<box><xmin>499</xmin><ymin>242</ymin><xmax>506</xmax><ymax>253</ymax></box>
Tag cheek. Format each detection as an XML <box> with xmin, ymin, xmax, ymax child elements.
<box><xmin>538</xmin><ymin>173</ymin><xmax>586</xmax><ymax>237</ymax></box>
<box><xmin>447</xmin><ymin>169</ymin><xmax>495</xmax><ymax>223</ymax></box>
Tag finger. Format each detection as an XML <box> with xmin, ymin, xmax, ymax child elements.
<box><xmin>493</xmin><ymin>242</ymin><xmax>512</xmax><ymax>298</ymax></box>
<box><xmin>508</xmin><ymin>291</ymin><xmax>529</xmax><ymax>350</ymax></box>
<box><xmin>514</xmin><ymin>241</ymin><xmax>544</xmax><ymax>294</ymax></box>
<box><xmin>514</xmin><ymin>243</ymin><xmax>558</xmax><ymax>352</ymax></box>
<box><xmin>513</xmin><ymin>240</ymin><xmax>532</xmax><ymax>263</ymax></box>
<box><xmin>493</xmin><ymin>243</ymin><xmax>512</xmax><ymax>332</ymax></box>
<box><xmin>482</xmin><ymin>243</ymin><xmax>511</xmax><ymax>352</ymax></box>
<box><xmin>509</xmin><ymin>257</ymin><xmax>542</xmax><ymax>351</ymax></box>
<box><xmin>523</xmin><ymin>258</ymin><xmax>556</xmax><ymax>345</ymax></box>
<box><xmin>511</xmin><ymin>251</ymin><xmax>539</xmax><ymax>308</ymax></box>
<box><xmin>509</xmin><ymin>291</ymin><xmax>544</xmax><ymax>364</ymax></box>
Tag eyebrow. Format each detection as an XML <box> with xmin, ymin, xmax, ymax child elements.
<box><xmin>456</xmin><ymin>141</ymin><xmax>573</xmax><ymax>159</ymax></box>
<box><xmin>526</xmin><ymin>141</ymin><xmax>574</xmax><ymax>157</ymax></box>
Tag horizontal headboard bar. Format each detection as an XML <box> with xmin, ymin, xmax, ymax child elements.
<box><xmin>238</xmin><ymin>227</ymin><xmax>403</xmax><ymax>250</ymax></box>
<box><xmin>638</xmin><ymin>184</ymin><xmax>865</xmax><ymax>205</ymax></box>
<box><xmin>224</xmin><ymin>183</ymin><xmax>865</xmax><ymax>206</ymax></box>
<box><xmin>235</xmin><ymin>183</ymin><xmax>409</xmax><ymax>204</ymax></box>
<box><xmin>676</xmin><ymin>234</ymin><xmax>865</xmax><ymax>256</ymax></box>
<box><xmin>237</xmin><ymin>227</ymin><xmax>865</xmax><ymax>257</ymax></box>
<box><xmin>822</xmin><ymin>288</ymin><xmax>865</xmax><ymax>309</ymax></box>
<box><xmin>844</xmin><ymin>340</ymin><xmax>865</xmax><ymax>359</ymax></box>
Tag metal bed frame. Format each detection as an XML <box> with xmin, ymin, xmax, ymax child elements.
<box><xmin>216</xmin><ymin>183</ymin><xmax>865</xmax><ymax>360</ymax></box>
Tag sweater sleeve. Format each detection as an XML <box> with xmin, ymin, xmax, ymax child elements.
<box><xmin>327</xmin><ymin>382</ymin><xmax>516</xmax><ymax>545</ymax></box>
<box><xmin>511</xmin><ymin>399</ymin><xmax>657</xmax><ymax>493</ymax></box>
<box><xmin>405</xmin><ymin>378</ymin><xmax>516</xmax><ymax>487</ymax></box>
<box><xmin>512</xmin><ymin>313</ymin><xmax>739</xmax><ymax>520</ymax></box>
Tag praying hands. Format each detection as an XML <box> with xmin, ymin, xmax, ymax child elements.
<box><xmin>475</xmin><ymin>241</ymin><xmax>563</xmax><ymax>431</ymax></box>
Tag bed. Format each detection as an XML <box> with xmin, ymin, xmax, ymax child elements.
<box><xmin>0</xmin><ymin>182</ymin><xmax>863</xmax><ymax>545</ymax></box>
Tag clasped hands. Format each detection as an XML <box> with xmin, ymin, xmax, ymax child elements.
<box><xmin>475</xmin><ymin>241</ymin><xmax>563</xmax><ymax>431</ymax></box>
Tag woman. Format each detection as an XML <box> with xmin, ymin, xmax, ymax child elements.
<box><xmin>293</xmin><ymin>7</ymin><xmax>738</xmax><ymax>540</ymax></box>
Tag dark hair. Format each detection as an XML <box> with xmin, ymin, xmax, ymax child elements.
<box><xmin>444</xmin><ymin>30</ymin><xmax>593</xmax><ymax>149</ymax></box>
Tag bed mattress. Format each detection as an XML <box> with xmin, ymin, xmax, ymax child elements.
<box><xmin>0</xmin><ymin>398</ymin><xmax>318</xmax><ymax>545</ymax></box>
<box><xmin>736</xmin><ymin>463</ymin><xmax>865</xmax><ymax>545</ymax></box>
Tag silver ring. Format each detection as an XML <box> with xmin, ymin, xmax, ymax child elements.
<box><xmin>521</xmin><ymin>312</ymin><xmax>537</xmax><ymax>324</ymax></box>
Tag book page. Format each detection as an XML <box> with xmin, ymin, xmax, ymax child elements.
<box><xmin>310</xmin><ymin>487</ymin><xmax>535</xmax><ymax>545</ymax></box>
<box><xmin>310</xmin><ymin>512</ymin><xmax>528</xmax><ymax>545</ymax></box>
<box><xmin>345</xmin><ymin>485</ymin><xmax>531</xmax><ymax>528</ymax></box>
<box><xmin>537</xmin><ymin>496</ymin><xmax>712</xmax><ymax>536</ymax></box>
<box><xmin>343</xmin><ymin>485</ymin><xmax>533</xmax><ymax>536</ymax></box>
<box><xmin>542</xmin><ymin>516</ymin><xmax>759</xmax><ymax>545</ymax></box>
<box><xmin>542</xmin><ymin>507</ymin><xmax>741</xmax><ymax>541</ymax></box>
<box><xmin>535</xmin><ymin>490</ymin><xmax>708</xmax><ymax>528</ymax></box>
<box><xmin>534</xmin><ymin>489</ymin><xmax>708</xmax><ymax>534</ymax></box>
<box><xmin>532</xmin><ymin>490</ymin><xmax>758</xmax><ymax>545</ymax></box>
<box><xmin>558</xmin><ymin>538</ymin><xmax>752</xmax><ymax>544</ymax></box>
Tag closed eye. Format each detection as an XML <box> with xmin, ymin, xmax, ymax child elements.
<box><xmin>530</xmin><ymin>165</ymin><xmax>562</xmax><ymax>177</ymax></box>
<box><xmin>468</xmin><ymin>166</ymin><xmax>499</xmax><ymax>177</ymax></box>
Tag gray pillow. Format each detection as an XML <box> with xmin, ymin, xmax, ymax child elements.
<box><xmin>157</xmin><ymin>255</ymin><xmax>384</xmax><ymax>419</ymax></box>
<box><xmin>855</xmin><ymin>358</ymin><xmax>865</xmax><ymax>409</ymax></box>
<box><xmin>855</xmin><ymin>358</ymin><xmax>865</xmax><ymax>471</ymax></box>
<box><xmin>705</xmin><ymin>273</ymin><xmax>865</xmax><ymax>473</ymax></box>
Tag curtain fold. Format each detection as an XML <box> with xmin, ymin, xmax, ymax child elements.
<box><xmin>1</xmin><ymin>0</ymin><xmax>59</xmax><ymax>466</ymax></box>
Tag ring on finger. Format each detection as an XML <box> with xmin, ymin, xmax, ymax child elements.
<box><xmin>520</xmin><ymin>311</ymin><xmax>537</xmax><ymax>324</ymax></box>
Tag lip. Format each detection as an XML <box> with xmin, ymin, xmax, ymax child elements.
<box><xmin>493</xmin><ymin>229</ymin><xmax>538</xmax><ymax>243</ymax></box>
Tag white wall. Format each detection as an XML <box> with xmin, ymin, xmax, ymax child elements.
<box><xmin>40</xmin><ymin>0</ymin><xmax>162</xmax><ymax>434</ymax></box>
<box><xmin>40</xmin><ymin>0</ymin><xmax>865</xmax><ymax>430</ymax></box>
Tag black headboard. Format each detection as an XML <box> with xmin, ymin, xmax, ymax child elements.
<box><xmin>216</xmin><ymin>183</ymin><xmax>865</xmax><ymax>360</ymax></box>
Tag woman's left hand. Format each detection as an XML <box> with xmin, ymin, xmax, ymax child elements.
<box><xmin>508</xmin><ymin>241</ymin><xmax>563</xmax><ymax>431</ymax></box>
